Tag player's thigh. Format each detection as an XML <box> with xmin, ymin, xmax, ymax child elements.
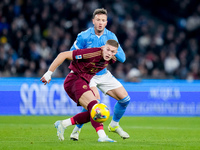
<box><xmin>79</xmin><ymin>90</ymin><xmax>98</xmax><ymax>109</ymax></box>
<box><xmin>106</xmin><ymin>86</ymin><xmax>128</xmax><ymax>100</ymax></box>
<box><xmin>90</xmin><ymin>86</ymin><xmax>100</xmax><ymax>100</ymax></box>
<box><xmin>89</xmin><ymin>76</ymin><xmax>100</xmax><ymax>99</ymax></box>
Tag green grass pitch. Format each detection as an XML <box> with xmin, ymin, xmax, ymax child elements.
<box><xmin>0</xmin><ymin>116</ymin><xmax>200</xmax><ymax>150</ymax></box>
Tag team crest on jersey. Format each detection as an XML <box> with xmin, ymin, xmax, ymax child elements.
<box><xmin>83</xmin><ymin>85</ymin><xmax>88</xmax><ymax>89</ymax></box>
<box><xmin>75</xmin><ymin>55</ymin><xmax>82</xmax><ymax>59</ymax></box>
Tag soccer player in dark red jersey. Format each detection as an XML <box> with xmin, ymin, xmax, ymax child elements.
<box><xmin>40</xmin><ymin>39</ymin><xmax>118</xmax><ymax>142</ymax></box>
<box><xmin>70</xmin><ymin>8</ymin><xmax>130</xmax><ymax>141</ymax></box>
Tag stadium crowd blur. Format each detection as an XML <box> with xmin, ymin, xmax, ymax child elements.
<box><xmin>0</xmin><ymin>0</ymin><xmax>200</xmax><ymax>81</ymax></box>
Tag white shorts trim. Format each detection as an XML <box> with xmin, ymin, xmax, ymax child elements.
<box><xmin>89</xmin><ymin>70</ymin><xmax>122</xmax><ymax>94</ymax></box>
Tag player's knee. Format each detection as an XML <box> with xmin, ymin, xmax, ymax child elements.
<box><xmin>95</xmin><ymin>94</ymin><xmax>100</xmax><ymax>100</ymax></box>
<box><xmin>118</xmin><ymin>95</ymin><xmax>130</xmax><ymax>107</ymax></box>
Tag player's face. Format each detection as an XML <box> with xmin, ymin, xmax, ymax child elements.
<box><xmin>92</xmin><ymin>14</ymin><xmax>107</xmax><ymax>35</ymax></box>
<box><xmin>102</xmin><ymin>44</ymin><xmax>117</xmax><ymax>61</ymax></box>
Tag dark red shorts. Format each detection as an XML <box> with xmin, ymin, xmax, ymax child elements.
<box><xmin>64</xmin><ymin>73</ymin><xmax>93</xmax><ymax>106</ymax></box>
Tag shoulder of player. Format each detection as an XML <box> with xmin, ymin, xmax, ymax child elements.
<box><xmin>85</xmin><ymin>47</ymin><xmax>101</xmax><ymax>53</ymax></box>
<box><xmin>104</xmin><ymin>28</ymin><xmax>115</xmax><ymax>35</ymax></box>
<box><xmin>103</xmin><ymin>28</ymin><xmax>117</xmax><ymax>38</ymax></box>
<box><xmin>78</xmin><ymin>28</ymin><xmax>93</xmax><ymax>39</ymax></box>
<box><xmin>82</xmin><ymin>48</ymin><xmax>102</xmax><ymax>59</ymax></box>
<box><xmin>89</xmin><ymin>47</ymin><xmax>101</xmax><ymax>51</ymax></box>
<box><xmin>75</xmin><ymin>47</ymin><xmax>101</xmax><ymax>54</ymax></box>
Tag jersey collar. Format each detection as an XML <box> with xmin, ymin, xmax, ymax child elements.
<box><xmin>91</xmin><ymin>27</ymin><xmax>108</xmax><ymax>36</ymax></box>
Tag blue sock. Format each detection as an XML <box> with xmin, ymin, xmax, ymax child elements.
<box><xmin>113</xmin><ymin>95</ymin><xmax>130</xmax><ymax>122</ymax></box>
<box><xmin>76</xmin><ymin>107</ymin><xmax>87</xmax><ymax>128</ymax></box>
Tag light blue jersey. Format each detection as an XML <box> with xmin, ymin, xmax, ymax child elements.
<box><xmin>70</xmin><ymin>27</ymin><xmax>126</xmax><ymax>75</ymax></box>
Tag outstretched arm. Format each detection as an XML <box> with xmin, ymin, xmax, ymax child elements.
<box><xmin>40</xmin><ymin>51</ymin><xmax>73</xmax><ymax>85</ymax></box>
<box><xmin>48</xmin><ymin>51</ymin><xmax>73</xmax><ymax>72</ymax></box>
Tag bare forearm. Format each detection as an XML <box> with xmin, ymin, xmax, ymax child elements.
<box><xmin>41</xmin><ymin>51</ymin><xmax>72</xmax><ymax>85</ymax></box>
<box><xmin>48</xmin><ymin>51</ymin><xmax>73</xmax><ymax>72</ymax></box>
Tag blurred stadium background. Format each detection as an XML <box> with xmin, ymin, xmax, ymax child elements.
<box><xmin>0</xmin><ymin>0</ymin><xmax>200</xmax><ymax>116</ymax></box>
<box><xmin>1</xmin><ymin>1</ymin><xmax>200</xmax><ymax>149</ymax></box>
<box><xmin>0</xmin><ymin>0</ymin><xmax>199</xmax><ymax>80</ymax></box>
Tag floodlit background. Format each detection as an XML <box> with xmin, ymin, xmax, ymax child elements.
<box><xmin>0</xmin><ymin>0</ymin><xmax>200</xmax><ymax>115</ymax></box>
<box><xmin>0</xmin><ymin>0</ymin><xmax>200</xmax><ymax>116</ymax></box>
<box><xmin>0</xmin><ymin>1</ymin><xmax>200</xmax><ymax>149</ymax></box>
<box><xmin>0</xmin><ymin>0</ymin><xmax>199</xmax><ymax>80</ymax></box>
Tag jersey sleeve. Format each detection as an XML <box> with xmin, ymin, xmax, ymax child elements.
<box><xmin>109</xmin><ymin>33</ymin><xmax>126</xmax><ymax>63</ymax></box>
<box><xmin>70</xmin><ymin>33</ymin><xmax>85</xmax><ymax>51</ymax></box>
<box><xmin>72</xmin><ymin>48</ymin><xmax>101</xmax><ymax>60</ymax></box>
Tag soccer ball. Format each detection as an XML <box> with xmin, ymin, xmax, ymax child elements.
<box><xmin>90</xmin><ymin>103</ymin><xmax>110</xmax><ymax>123</ymax></box>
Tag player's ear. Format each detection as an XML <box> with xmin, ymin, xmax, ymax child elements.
<box><xmin>101</xmin><ymin>46</ymin><xmax>105</xmax><ymax>50</ymax></box>
<box><xmin>92</xmin><ymin>19</ymin><xmax>95</xmax><ymax>25</ymax></box>
<box><xmin>105</xmin><ymin>20</ymin><xmax>108</xmax><ymax>26</ymax></box>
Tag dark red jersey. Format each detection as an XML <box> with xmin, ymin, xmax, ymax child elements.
<box><xmin>68</xmin><ymin>48</ymin><xmax>116</xmax><ymax>82</ymax></box>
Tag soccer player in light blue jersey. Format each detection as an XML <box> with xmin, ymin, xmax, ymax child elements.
<box><xmin>70</xmin><ymin>8</ymin><xmax>130</xmax><ymax>141</ymax></box>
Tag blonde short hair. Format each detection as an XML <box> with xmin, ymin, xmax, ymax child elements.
<box><xmin>106</xmin><ymin>39</ymin><xmax>119</xmax><ymax>48</ymax></box>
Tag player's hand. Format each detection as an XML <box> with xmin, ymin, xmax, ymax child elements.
<box><xmin>40</xmin><ymin>70</ymin><xmax>53</xmax><ymax>85</ymax></box>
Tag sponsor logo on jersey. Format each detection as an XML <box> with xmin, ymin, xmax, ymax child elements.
<box><xmin>75</xmin><ymin>55</ymin><xmax>82</xmax><ymax>59</ymax></box>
